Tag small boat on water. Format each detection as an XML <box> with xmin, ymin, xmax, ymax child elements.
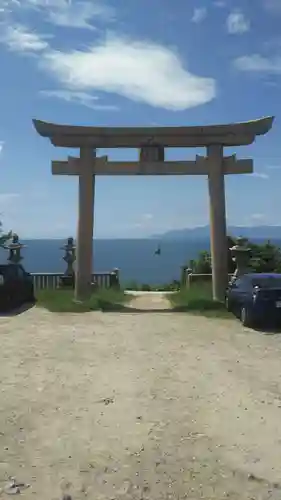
<box><xmin>154</xmin><ymin>244</ymin><xmax>161</xmax><ymax>256</ymax></box>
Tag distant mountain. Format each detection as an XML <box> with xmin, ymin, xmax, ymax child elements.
<box><xmin>153</xmin><ymin>225</ymin><xmax>281</xmax><ymax>241</ymax></box>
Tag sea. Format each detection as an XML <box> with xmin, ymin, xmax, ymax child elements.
<box><xmin>1</xmin><ymin>238</ymin><xmax>280</xmax><ymax>285</ymax></box>
<box><xmin>0</xmin><ymin>238</ymin><xmax>211</xmax><ymax>285</ymax></box>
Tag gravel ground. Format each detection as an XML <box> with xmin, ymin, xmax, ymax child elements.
<box><xmin>0</xmin><ymin>294</ymin><xmax>281</xmax><ymax>500</ymax></box>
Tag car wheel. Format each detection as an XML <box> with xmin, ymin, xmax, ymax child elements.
<box><xmin>240</xmin><ymin>306</ymin><xmax>254</xmax><ymax>328</ymax></box>
<box><xmin>25</xmin><ymin>286</ymin><xmax>35</xmax><ymax>303</ymax></box>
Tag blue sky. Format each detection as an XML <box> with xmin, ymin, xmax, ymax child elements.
<box><xmin>0</xmin><ymin>0</ymin><xmax>280</xmax><ymax>238</ymax></box>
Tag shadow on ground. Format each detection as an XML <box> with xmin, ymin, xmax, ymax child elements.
<box><xmin>255</xmin><ymin>325</ymin><xmax>281</xmax><ymax>335</ymax></box>
<box><xmin>229</xmin><ymin>310</ymin><xmax>281</xmax><ymax>334</ymax></box>
<box><xmin>0</xmin><ymin>302</ymin><xmax>36</xmax><ymax>317</ymax></box>
<box><xmin>98</xmin><ymin>301</ymin><xmax>189</xmax><ymax>314</ymax></box>
<box><xmin>98</xmin><ymin>301</ymin><xmax>229</xmax><ymax>316</ymax></box>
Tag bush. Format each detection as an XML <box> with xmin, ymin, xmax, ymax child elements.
<box><xmin>169</xmin><ymin>283</ymin><xmax>231</xmax><ymax>318</ymax></box>
<box><xmin>125</xmin><ymin>281</ymin><xmax>180</xmax><ymax>292</ymax></box>
<box><xmin>125</xmin><ymin>280</ymin><xmax>140</xmax><ymax>291</ymax></box>
<box><xmin>141</xmin><ymin>284</ymin><xmax>151</xmax><ymax>291</ymax></box>
<box><xmin>157</xmin><ymin>280</ymin><xmax>180</xmax><ymax>291</ymax></box>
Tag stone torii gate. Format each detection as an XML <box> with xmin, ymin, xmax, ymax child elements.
<box><xmin>33</xmin><ymin>116</ymin><xmax>274</xmax><ymax>302</ymax></box>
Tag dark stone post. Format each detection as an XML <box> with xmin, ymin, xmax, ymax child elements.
<box><xmin>181</xmin><ymin>266</ymin><xmax>192</xmax><ymax>287</ymax></box>
<box><xmin>109</xmin><ymin>268</ymin><xmax>120</xmax><ymax>289</ymax></box>
<box><xmin>5</xmin><ymin>234</ymin><xmax>26</xmax><ymax>264</ymax></box>
<box><xmin>59</xmin><ymin>237</ymin><xmax>76</xmax><ymax>288</ymax></box>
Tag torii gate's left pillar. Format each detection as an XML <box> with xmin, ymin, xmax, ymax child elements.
<box><xmin>75</xmin><ymin>147</ymin><xmax>96</xmax><ymax>301</ymax></box>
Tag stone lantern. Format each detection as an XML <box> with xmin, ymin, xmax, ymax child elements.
<box><xmin>59</xmin><ymin>237</ymin><xmax>76</xmax><ymax>288</ymax></box>
<box><xmin>5</xmin><ymin>233</ymin><xmax>26</xmax><ymax>264</ymax></box>
<box><xmin>230</xmin><ymin>236</ymin><xmax>251</xmax><ymax>279</ymax></box>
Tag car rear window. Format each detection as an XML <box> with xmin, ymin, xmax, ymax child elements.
<box><xmin>0</xmin><ymin>266</ymin><xmax>17</xmax><ymax>279</ymax></box>
<box><xmin>252</xmin><ymin>277</ymin><xmax>281</xmax><ymax>288</ymax></box>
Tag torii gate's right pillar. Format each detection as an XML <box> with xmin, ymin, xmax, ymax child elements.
<box><xmin>207</xmin><ymin>145</ymin><xmax>228</xmax><ymax>302</ymax></box>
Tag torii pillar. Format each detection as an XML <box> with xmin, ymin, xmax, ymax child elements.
<box><xmin>207</xmin><ymin>145</ymin><xmax>228</xmax><ymax>302</ymax></box>
<box><xmin>59</xmin><ymin>153</ymin><xmax>108</xmax><ymax>301</ymax></box>
<box><xmin>195</xmin><ymin>149</ymin><xmax>234</xmax><ymax>301</ymax></box>
<box><xmin>75</xmin><ymin>147</ymin><xmax>96</xmax><ymax>301</ymax></box>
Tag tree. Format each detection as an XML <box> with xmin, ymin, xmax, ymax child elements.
<box><xmin>189</xmin><ymin>250</ymin><xmax>212</xmax><ymax>273</ymax></box>
<box><xmin>189</xmin><ymin>236</ymin><xmax>236</xmax><ymax>274</ymax></box>
<box><xmin>248</xmin><ymin>240</ymin><xmax>281</xmax><ymax>273</ymax></box>
<box><xmin>188</xmin><ymin>236</ymin><xmax>281</xmax><ymax>274</ymax></box>
<box><xmin>0</xmin><ymin>220</ymin><xmax>12</xmax><ymax>247</ymax></box>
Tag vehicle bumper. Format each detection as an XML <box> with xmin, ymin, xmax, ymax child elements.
<box><xmin>252</xmin><ymin>303</ymin><xmax>281</xmax><ymax>325</ymax></box>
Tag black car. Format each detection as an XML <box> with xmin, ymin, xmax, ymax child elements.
<box><xmin>0</xmin><ymin>264</ymin><xmax>35</xmax><ymax>311</ymax></box>
<box><xmin>226</xmin><ymin>273</ymin><xmax>281</xmax><ymax>327</ymax></box>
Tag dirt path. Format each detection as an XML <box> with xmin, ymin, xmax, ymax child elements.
<box><xmin>128</xmin><ymin>291</ymin><xmax>172</xmax><ymax>310</ymax></box>
<box><xmin>1</xmin><ymin>306</ymin><xmax>281</xmax><ymax>499</ymax></box>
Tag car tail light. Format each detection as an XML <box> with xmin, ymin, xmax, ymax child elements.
<box><xmin>252</xmin><ymin>286</ymin><xmax>260</xmax><ymax>302</ymax></box>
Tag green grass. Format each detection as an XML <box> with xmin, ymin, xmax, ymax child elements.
<box><xmin>125</xmin><ymin>280</ymin><xmax>180</xmax><ymax>292</ymax></box>
<box><xmin>36</xmin><ymin>288</ymin><xmax>132</xmax><ymax>313</ymax></box>
<box><xmin>168</xmin><ymin>283</ymin><xmax>232</xmax><ymax>318</ymax></box>
<box><xmin>36</xmin><ymin>284</ymin><xmax>232</xmax><ymax>318</ymax></box>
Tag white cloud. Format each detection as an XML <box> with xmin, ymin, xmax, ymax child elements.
<box><xmin>132</xmin><ymin>213</ymin><xmax>154</xmax><ymax>229</ymax></box>
<box><xmin>234</xmin><ymin>53</ymin><xmax>281</xmax><ymax>73</ymax></box>
<box><xmin>0</xmin><ymin>0</ymin><xmax>20</xmax><ymax>13</ymax></box>
<box><xmin>251</xmin><ymin>172</ymin><xmax>269</xmax><ymax>179</ymax></box>
<box><xmin>226</xmin><ymin>10</ymin><xmax>250</xmax><ymax>34</ymax></box>
<box><xmin>191</xmin><ymin>7</ymin><xmax>207</xmax><ymax>23</ymax></box>
<box><xmin>213</xmin><ymin>0</ymin><xmax>226</xmax><ymax>7</ymax></box>
<box><xmin>0</xmin><ymin>24</ymin><xmax>50</xmax><ymax>52</ymax></box>
<box><xmin>43</xmin><ymin>0</ymin><xmax>114</xmax><ymax>29</ymax></box>
<box><xmin>0</xmin><ymin>193</ymin><xmax>20</xmax><ymax>205</ymax></box>
<box><xmin>40</xmin><ymin>89</ymin><xmax>119</xmax><ymax>110</ymax></box>
<box><xmin>41</xmin><ymin>35</ymin><xmax>216</xmax><ymax>110</ymax></box>
<box><xmin>250</xmin><ymin>213</ymin><xmax>266</xmax><ymax>220</ymax></box>
<box><xmin>264</xmin><ymin>80</ymin><xmax>278</xmax><ymax>87</ymax></box>
<box><xmin>1</xmin><ymin>0</ymin><xmax>114</xmax><ymax>29</ymax></box>
<box><xmin>263</xmin><ymin>0</ymin><xmax>281</xmax><ymax>13</ymax></box>
<box><xmin>0</xmin><ymin>142</ymin><xmax>4</xmax><ymax>154</ymax></box>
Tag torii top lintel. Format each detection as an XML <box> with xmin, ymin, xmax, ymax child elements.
<box><xmin>32</xmin><ymin>116</ymin><xmax>274</xmax><ymax>149</ymax></box>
